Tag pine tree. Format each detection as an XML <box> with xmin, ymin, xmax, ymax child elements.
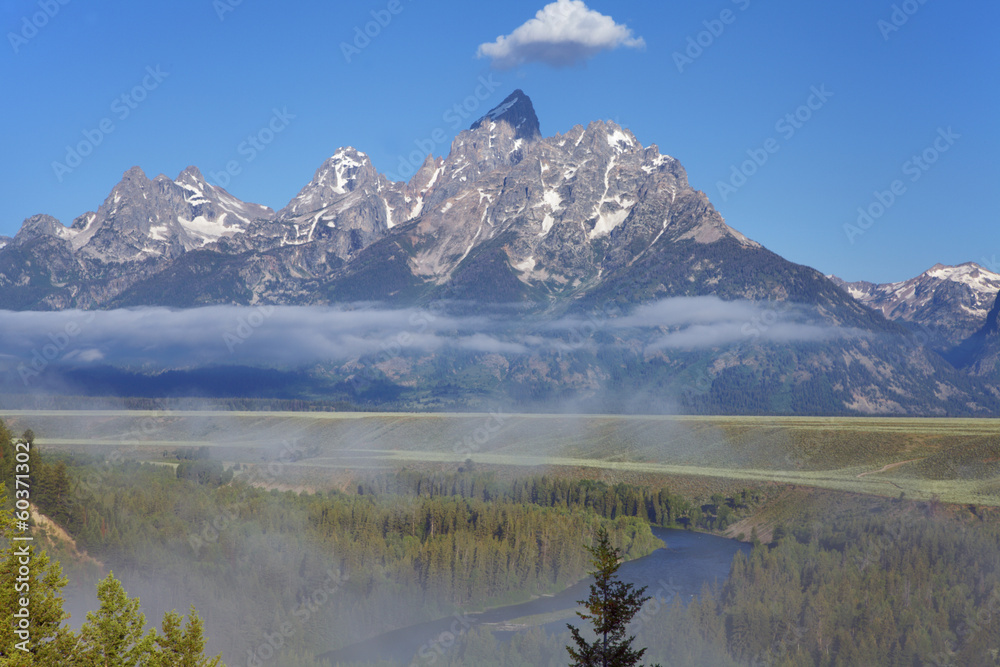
<box><xmin>75</xmin><ymin>571</ymin><xmax>156</xmax><ymax>666</ymax></box>
<box><xmin>0</xmin><ymin>486</ymin><xmax>78</xmax><ymax>666</ymax></box>
<box><xmin>151</xmin><ymin>607</ymin><xmax>223</xmax><ymax>667</ymax></box>
<box><xmin>566</xmin><ymin>528</ymin><xmax>660</xmax><ymax>667</ymax></box>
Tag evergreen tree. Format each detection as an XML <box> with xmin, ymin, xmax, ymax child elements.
<box><xmin>151</xmin><ymin>607</ymin><xmax>222</xmax><ymax>667</ymax></box>
<box><xmin>74</xmin><ymin>572</ymin><xmax>156</xmax><ymax>667</ymax></box>
<box><xmin>0</xmin><ymin>488</ymin><xmax>77</xmax><ymax>667</ymax></box>
<box><xmin>566</xmin><ymin>528</ymin><xmax>660</xmax><ymax>667</ymax></box>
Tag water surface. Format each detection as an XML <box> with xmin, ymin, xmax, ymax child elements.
<box><xmin>321</xmin><ymin>527</ymin><xmax>749</xmax><ymax>665</ymax></box>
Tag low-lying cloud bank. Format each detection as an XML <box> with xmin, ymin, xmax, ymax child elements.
<box><xmin>0</xmin><ymin>297</ymin><xmax>864</xmax><ymax>376</ymax></box>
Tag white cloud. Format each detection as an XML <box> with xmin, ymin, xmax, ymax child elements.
<box><xmin>456</xmin><ymin>333</ymin><xmax>529</xmax><ymax>355</ymax></box>
<box><xmin>477</xmin><ymin>0</ymin><xmax>645</xmax><ymax>69</ymax></box>
<box><xmin>545</xmin><ymin>296</ymin><xmax>865</xmax><ymax>351</ymax></box>
<box><xmin>0</xmin><ymin>298</ymin><xmax>865</xmax><ymax>380</ymax></box>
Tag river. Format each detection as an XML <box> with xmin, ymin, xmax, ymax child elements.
<box><xmin>319</xmin><ymin>527</ymin><xmax>750</xmax><ymax>665</ymax></box>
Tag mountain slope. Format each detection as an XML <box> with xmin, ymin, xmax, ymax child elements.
<box><xmin>831</xmin><ymin>263</ymin><xmax>1000</xmax><ymax>349</ymax></box>
<box><xmin>950</xmin><ymin>292</ymin><xmax>1000</xmax><ymax>378</ymax></box>
<box><xmin>0</xmin><ymin>167</ymin><xmax>278</xmax><ymax>308</ymax></box>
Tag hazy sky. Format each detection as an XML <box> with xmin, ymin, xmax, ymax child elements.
<box><xmin>2</xmin><ymin>0</ymin><xmax>996</xmax><ymax>283</ymax></box>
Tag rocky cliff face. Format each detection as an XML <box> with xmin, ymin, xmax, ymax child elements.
<box><xmin>0</xmin><ymin>165</ymin><xmax>280</xmax><ymax>308</ymax></box>
<box><xmin>0</xmin><ymin>90</ymin><xmax>766</xmax><ymax>310</ymax></box>
<box><xmin>949</xmin><ymin>292</ymin><xmax>1000</xmax><ymax>379</ymax></box>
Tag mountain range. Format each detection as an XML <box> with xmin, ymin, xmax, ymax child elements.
<box><xmin>2</xmin><ymin>90</ymin><xmax>997</xmax><ymax>415</ymax></box>
<box><xmin>830</xmin><ymin>263</ymin><xmax>1000</xmax><ymax>350</ymax></box>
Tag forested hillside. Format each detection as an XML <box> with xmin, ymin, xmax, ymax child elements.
<box><xmin>3</xmin><ymin>427</ymin><xmax>685</xmax><ymax>664</ymax></box>
<box><xmin>430</xmin><ymin>496</ymin><xmax>1000</xmax><ymax>667</ymax></box>
<box><xmin>0</xmin><ymin>426</ymin><xmax>223</xmax><ymax>666</ymax></box>
<box><xmin>4</xmin><ymin>418</ymin><xmax>1000</xmax><ymax>666</ymax></box>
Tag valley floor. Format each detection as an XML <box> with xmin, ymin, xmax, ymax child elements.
<box><xmin>6</xmin><ymin>410</ymin><xmax>1000</xmax><ymax>506</ymax></box>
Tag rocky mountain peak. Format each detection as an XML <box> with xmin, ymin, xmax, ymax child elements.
<box><xmin>578</xmin><ymin>120</ymin><xmax>640</xmax><ymax>155</ymax></box>
<box><xmin>922</xmin><ymin>262</ymin><xmax>1000</xmax><ymax>289</ymax></box>
<box><xmin>430</xmin><ymin>91</ymin><xmax>545</xmax><ymax>198</ymax></box>
<box><xmin>278</xmin><ymin>147</ymin><xmax>380</xmax><ymax>221</ymax></box>
<box><xmin>470</xmin><ymin>89</ymin><xmax>541</xmax><ymax>141</ymax></box>
<box><xmin>13</xmin><ymin>214</ymin><xmax>70</xmax><ymax>245</ymax></box>
<box><xmin>122</xmin><ymin>165</ymin><xmax>148</xmax><ymax>181</ymax></box>
<box><xmin>100</xmin><ymin>166</ymin><xmax>153</xmax><ymax>205</ymax></box>
<box><xmin>323</xmin><ymin>147</ymin><xmax>376</xmax><ymax>189</ymax></box>
<box><xmin>176</xmin><ymin>165</ymin><xmax>208</xmax><ymax>187</ymax></box>
<box><xmin>833</xmin><ymin>262</ymin><xmax>1000</xmax><ymax>350</ymax></box>
<box><xmin>408</xmin><ymin>155</ymin><xmax>445</xmax><ymax>193</ymax></box>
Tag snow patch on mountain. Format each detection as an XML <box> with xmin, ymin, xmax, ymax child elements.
<box><xmin>484</xmin><ymin>96</ymin><xmax>519</xmax><ymax>121</ymax></box>
<box><xmin>832</xmin><ymin>262</ymin><xmax>1000</xmax><ymax>348</ymax></box>
<box><xmin>925</xmin><ymin>263</ymin><xmax>1000</xmax><ymax>294</ymax></box>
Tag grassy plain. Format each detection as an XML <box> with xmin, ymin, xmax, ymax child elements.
<box><xmin>4</xmin><ymin>410</ymin><xmax>1000</xmax><ymax>506</ymax></box>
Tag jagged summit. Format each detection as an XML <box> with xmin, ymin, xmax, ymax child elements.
<box><xmin>14</xmin><ymin>214</ymin><xmax>70</xmax><ymax>244</ymax></box>
<box><xmin>176</xmin><ymin>165</ymin><xmax>208</xmax><ymax>186</ymax></box>
<box><xmin>10</xmin><ymin>165</ymin><xmax>276</xmax><ymax>266</ymax></box>
<box><xmin>470</xmin><ymin>90</ymin><xmax>541</xmax><ymax>141</ymax></box>
<box><xmin>2</xmin><ymin>92</ymin><xmax>995</xmax><ymax>415</ymax></box>
<box><xmin>3</xmin><ymin>90</ymin><xmax>765</xmax><ymax>310</ymax></box>
<box><xmin>278</xmin><ymin>148</ymin><xmax>378</xmax><ymax>220</ymax></box>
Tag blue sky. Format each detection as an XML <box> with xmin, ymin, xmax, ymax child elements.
<box><xmin>1</xmin><ymin>0</ymin><xmax>996</xmax><ymax>283</ymax></box>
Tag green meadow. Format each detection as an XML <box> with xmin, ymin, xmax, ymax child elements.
<box><xmin>6</xmin><ymin>410</ymin><xmax>1000</xmax><ymax>506</ymax></box>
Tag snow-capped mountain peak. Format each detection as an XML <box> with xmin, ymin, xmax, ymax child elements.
<box><xmin>832</xmin><ymin>262</ymin><xmax>1000</xmax><ymax>348</ymax></box>
<box><xmin>923</xmin><ymin>262</ymin><xmax>1000</xmax><ymax>293</ymax></box>
<box><xmin>279</xmin><ymin>147</ymin><xmax>378</xmax><ymax>220</ymax></box>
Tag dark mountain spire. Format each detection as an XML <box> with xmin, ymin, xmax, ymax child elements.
<box><xmin>469</xmin><ymin>90</ymin><xmax>541</xmax><ymax>141</ymax></box>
